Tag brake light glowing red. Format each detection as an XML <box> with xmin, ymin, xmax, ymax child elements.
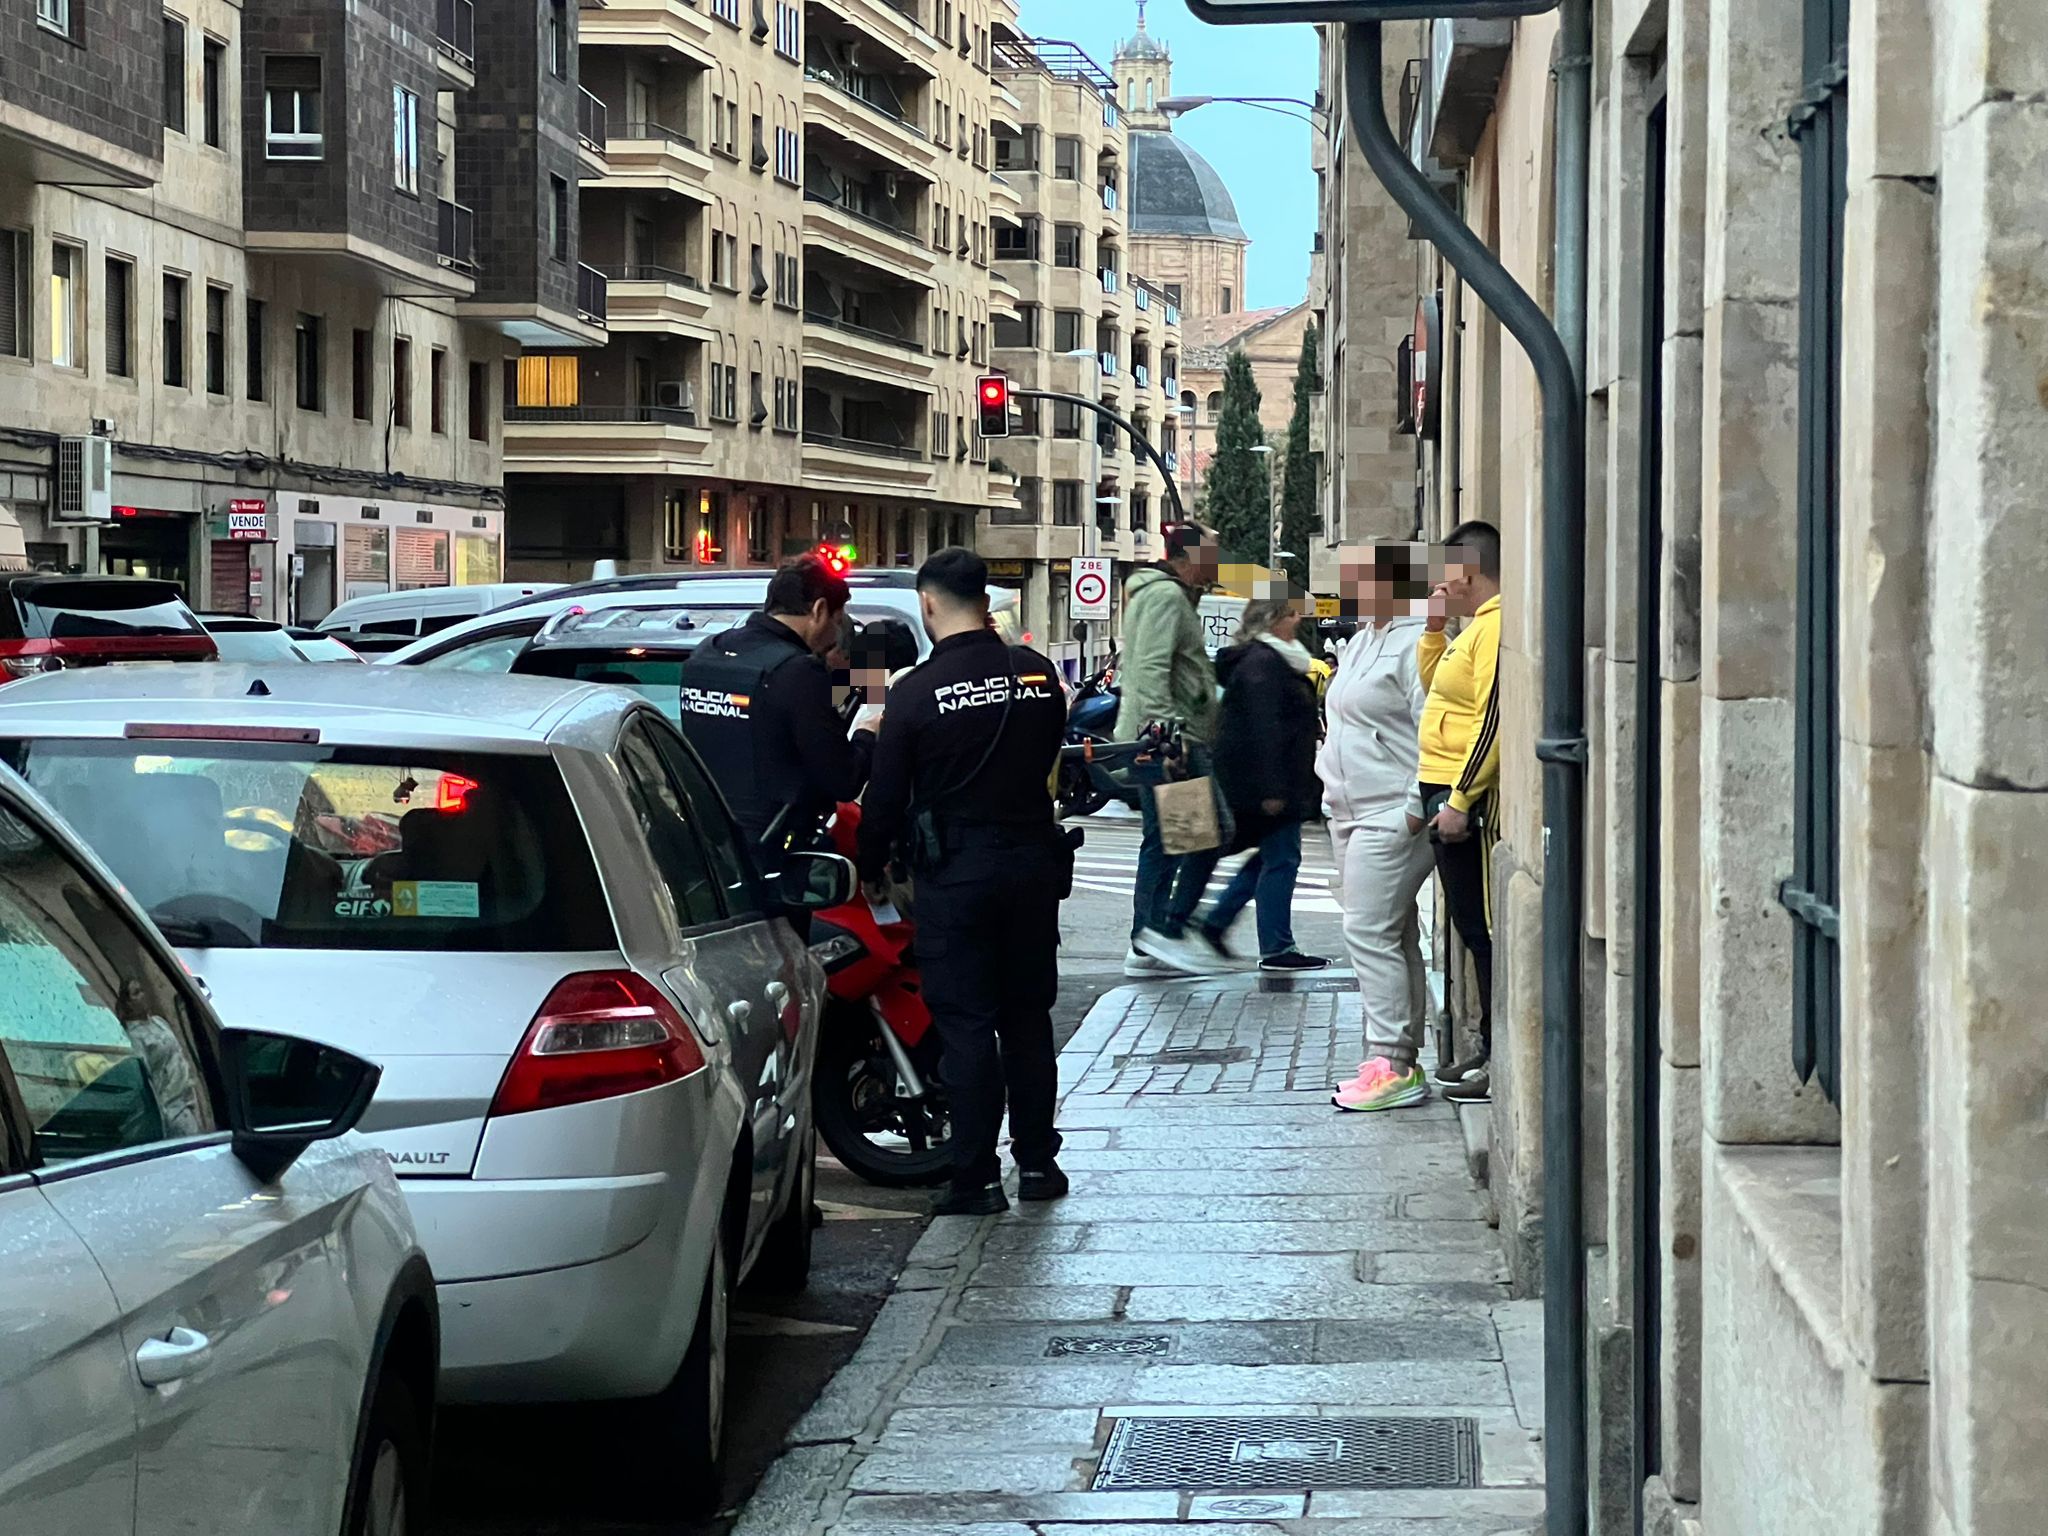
<box><xmin>490</xmin><ymin>971</ymin><xmax>707</xmax><ymax>1117</ymax></box>
<box><xmin>436</xmin><ymin>773</ymin><xmax>480</xmax><ymax>813</ymax></box>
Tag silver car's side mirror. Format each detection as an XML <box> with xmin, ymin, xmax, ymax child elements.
<box><xmin>220</xmin><ymin>1028</ymin><xmax>382</xmax><ymax>1183</ymax></box>
<box><xmin>777</xmin><ymin>851</ymin><xmax>858</xmax><ymax>913</ymax></box>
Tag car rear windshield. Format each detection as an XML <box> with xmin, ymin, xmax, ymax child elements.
<box><xmin>0</xmin><ymin>741</ymin><xmax>615</xmax><ymax>953</ymax></box>
<box><xmin>515</xmin><ymin>649</ymin><xmax>692</xmax><ymax>722</ymax></box>
<box><xmin>11</xmin><ymin>581</ymin><xmax>207</xmax><ymax>642</ymax></box>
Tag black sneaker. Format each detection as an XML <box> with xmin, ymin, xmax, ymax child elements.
<box><xmin>1259</xmin><ymin>951</ymin><xmax>1331</xmax><ymax>973</ymax></box>
<box><xmin>1444</xmin><ymin>1066</ymin><xmax>1492</xmax><ymax>1103</ymax></box>
<box><xmin>1018</xmin><ymin>1163</ymin><xmax>1070</xmax><ymax>1202</ymax></box>
<box><xmin>1433</xmin><ymin>1051</ymin><xmax>1488</xmax><ymax>1086</ymax></box>
<box><xmin>1196</xmin><ymin>927</ymin><xmax>1256</xmax><ymax>971</ymax></box>
<box><xmin>933</xmin><ymin>1182</ymin><xmax>1008</xmax><ymax>1216</ymax></box>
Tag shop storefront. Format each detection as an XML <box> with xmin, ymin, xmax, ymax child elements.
<box><xmin>273</xmin><ymin>497</ymin><xmax>504</xmax><ymax>624</ymax></box>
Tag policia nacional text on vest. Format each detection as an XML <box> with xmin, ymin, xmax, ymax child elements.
<box><xmin>678</xmin><ymin>610</ymin><xmax>875</xmax><ymax>853</ymax></box>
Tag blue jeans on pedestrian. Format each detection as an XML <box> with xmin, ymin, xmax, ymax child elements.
<box><xmin>1131</xmin><ymin>741</ymin><xmax>1213</xmax><ymax>941</ymax></box>
<box><xmin>1199</xmin><ymin>819</ymin><xmax>1303</xmax><ymax>959</ymax></box>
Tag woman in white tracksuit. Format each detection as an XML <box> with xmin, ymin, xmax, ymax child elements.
<box><xmin>1318</xmin><ymin>555</ymin><xmax>1437</xmax><ymax>1111</ymax></box>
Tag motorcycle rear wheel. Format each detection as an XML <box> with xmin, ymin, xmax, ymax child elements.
<box><xmin>813</xmin><ymin>1002</ymin><xmax>955</xmax><ymax>1188</ymax></box>
<box><xmin>1058</xmin><ymin>759</ymin><xmax>1111</xmax><ymax>820</ymax></box>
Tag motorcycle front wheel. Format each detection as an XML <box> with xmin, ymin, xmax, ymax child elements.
<box><xmin>812</xmin><ymin>1001</ymin><xmax>955</xmax><ymax>1188</ymax></box>
<box><xmin>1058</xmin><ymin>757</ymin><xmax>1111</xmax><ymax>820</ymax></box>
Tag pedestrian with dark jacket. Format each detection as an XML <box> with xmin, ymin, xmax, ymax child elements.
<box><xmin>1175</xmin><ymin>595</ymin><xmax>1330</xmax><ymax>973</ymax></box>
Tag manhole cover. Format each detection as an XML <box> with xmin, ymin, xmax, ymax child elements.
<box><xmin>1046</xmin><ymin>1334</ymin><xmax>1173</xmax><ymax>1357</ymax></box>
<box><xmin>1115</xmin><ymin>1046</ymin><xmax>1252</xmax><ymax>1067</ymax></box>
<box><xmin>1092</xmin><ymin>1415</ymin><xmax>1480</xmax><ymax>1492</ymax></box>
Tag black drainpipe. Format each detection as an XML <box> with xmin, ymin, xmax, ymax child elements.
<box><xmin>1345</xmin><ymin>21</ymin><xmax>1589</xmax><ymax>1535</ymax></box>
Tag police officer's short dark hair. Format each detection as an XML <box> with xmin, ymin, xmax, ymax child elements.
<box><xmin>764</xmin><ymin>554</ymin><xmax>851</xmax><ymax>616</ymax></box>
<box><xmin>916</xmin><ymin>547</ymin><xmax>988</xmax><ymax>607</ymax></box>
<box><xmin>1446</xmin><ymin>520</ymin><xmax>1502</xmax><ymax>580</ymax></box>
<box><xmin>1162</xmin><ymin>523</ymin><xmax>1210</xmax><ymax>562</ymax></box>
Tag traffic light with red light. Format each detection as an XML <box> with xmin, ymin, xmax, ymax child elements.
<box><xmin>976</xmin><ymin>374</ymin><xmax>1011</xmax><ymax>439</ymax></box>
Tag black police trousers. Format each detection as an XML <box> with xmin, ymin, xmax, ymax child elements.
<box><xmin>916</xmin><ymin>834</ymin><xmax>1064</xmax><ymax>1192</ymax></box>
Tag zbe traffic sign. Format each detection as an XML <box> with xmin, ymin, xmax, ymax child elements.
<box><xmin>1071</xmin><ymin>557</ymin><xmax>1113</xmax><ymax>622</ymax></box>
<box><xmin>1187</xmin><ymin>0</ymin><xmax>1556</xmax><ymax>22</ymax></box>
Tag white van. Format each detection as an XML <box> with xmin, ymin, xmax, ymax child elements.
<box><xmin>315</xmin><ymin>582</ymin><xmax>560</xmax><ymax>640</ymax></box>
<box><xmin>1197</xmin><ymin>593</ymin><xmax>1248</xmax><ymax>657</ymax></box>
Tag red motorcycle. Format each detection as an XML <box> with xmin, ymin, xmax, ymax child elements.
<box><xmin>807</xmin><ymin>803</ymin><xmax>953</xmax><ymax>1187</ymax></box>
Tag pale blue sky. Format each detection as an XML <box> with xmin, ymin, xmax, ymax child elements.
<box><xmin>1016</xmin><ymin>0</ymin><xmax>1320</xmax><ymax>310</ymax></box>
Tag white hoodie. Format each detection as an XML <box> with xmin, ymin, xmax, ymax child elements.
<box><xmin>1316</xmin><ymin>615</ymin><xmax>1429</xmax><ymax>828</ymax></box>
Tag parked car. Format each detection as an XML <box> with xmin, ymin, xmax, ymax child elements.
<box><xmin>0</xmin><ymin>575</ymin><xmax>217</xmax><ymax>682</ymax></box>
<box><xmin>0</xmin><ymin>760</ymin><xmax>437</xmax><ymax>1535</ymax></box>
<box><xmin>314</xmin><ymin>583</ymin><xmax>561</xmax><ymax>642</ymax></box>
<box><xmin>0</xmin><ymin>664</ymin><xmax>849</xmax><ymax>1512</ymax></box>
<box><xmin>200</xmin><ymin>614</ymin><xmax>367</xmax><ymax>665</ymax></box>
<box><xmin>380</xmin><ymin>570</ymin><xmax>1025</xmax><ymax>674</ymax></box>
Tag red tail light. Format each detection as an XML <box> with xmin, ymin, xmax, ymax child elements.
<box><xmin>490</xmin><ymin>972</ymin><xmax>707</xmax><ymax>1118</ymax></box>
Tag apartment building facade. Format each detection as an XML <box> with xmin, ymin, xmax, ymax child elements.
<box><xmin>1327</xmin><ymin>3</ymin><xmax>2048</xmax><ymax>1532</ymax></box>
<box><xmin>0</xmin><ymin>0</ymin><xmax>583</xmax><ymax>619</ymax></box>
<box><xmin>987</xmin><ymin>34</ymin><xmax>1179</xmax><ymax>677</ymax></box>
<box><xmin>504</xmin><ymin>0</ymin><xmax>1012</xmax><ymax>584</ymax></box>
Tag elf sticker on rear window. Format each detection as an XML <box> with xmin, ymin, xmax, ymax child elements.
<box><xmin>391</xmin><ymin>881</ymin><xmax>482</xmax><ymax>919</ymax></box>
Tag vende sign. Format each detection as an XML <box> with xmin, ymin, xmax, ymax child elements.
<box><xmin>227</xmin><ymin>498</ymin><xmax>271</xmax><ymax>541</ymax></box>
<box><xmin>1187</xmin><ymin>0</ymin><xmax>1555</xmax><ymax>21</ymax></box>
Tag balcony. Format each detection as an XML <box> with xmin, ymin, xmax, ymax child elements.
<box><xmin>600</xmin><ymin>264</ymin><xmax>714</xmax><ymax>334</ymax></box>
<box><xmin>801</xmin><ymin>428</ymin><xmax>938</xmax><ymax>494</ymax></box>
<box><xmin>802</xmin><ymin>73</ymin><xmax>939</xmax><ymax>171</ymax></box>
<box><xmin>435</xmin><ymin>0</ymin><xmax>476</xmax><ymax>83</ymax></box>
<box><xmin>577</xmin><ymin>264</ymin><xmax>609</xmax><ymax>327</ymax></box>
<box><xmin>436</xmin><ymin>199</ymin><xmax>476</xmax><ymax>274</ymax></box>
<box><xmin>504</xmin><ymin>402</ymin><xmax>713</xmax><ymax>475</ymax></box>
<box><xmin>599</xmin><ymin>120</ymin><xmax>715</xmax><ymax>202</ymax></box>
<box><xmin>812</xmin><ymin>0</ymin><xmax>941</xmax><ymax>75</ymax></box>
<box><xmin>577</xmin><ymin>89</ymin><xmax>610</xmax><ymax>174</ymax></box>
<box><xmin>578</xmin><ymin>0</ymin><xmax>717</xmax><ymax>57</ymax></box>
<box><xmin>802</xmin><ymin>190</ymin><xmax>937</xmax><ymax>280</ymax></box>
<box><xmin>802</xmin><ymin>428</ymin><xmax>922</xmax><ymax>461</ymax></box>
<box><xmin>803</xmin><ymin>310</ymin><xmax>937</xmax><ymax>385</ymax></box>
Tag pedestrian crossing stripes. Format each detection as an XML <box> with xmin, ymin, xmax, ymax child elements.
<box><xmin>1069</xmin><ymin>815</ymin><xmax>1346</xmax><ymax>916</ymax></box>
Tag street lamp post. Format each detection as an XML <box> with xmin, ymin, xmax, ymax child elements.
<box><xmin>1158</xmin><ymin>94</ymin><xmax>1333</xmax><ymax>141</ymax></box>
<box><xmin>1251</xmin><ymin>442</ymin><xmax>1281</xmax><ymax>574</ymax></box>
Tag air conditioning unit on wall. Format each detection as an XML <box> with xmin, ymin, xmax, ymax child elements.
<box><xmin>52</xmin><ymin>436</ymin><xmax>113</xmax><ymax>523</ymax></box>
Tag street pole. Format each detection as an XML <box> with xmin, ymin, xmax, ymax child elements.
<box><xmin>1344</xmin><ymin>21</ymin><xmax>1590</xmax><ymax>1535</ymax></box>
<box><xmin>1014</xmin><ymin>387</ymin><xmax>1190</xmax><ymax>527</ymax></box>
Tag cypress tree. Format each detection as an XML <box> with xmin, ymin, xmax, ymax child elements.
<box><xmin>1278</xmin><ymin>321</ymin><xmax>1323</xmax><ymax>578</ymax></box>
<box><xmin>1204</xmin><ymin>349</ymin><xmax>1269</xmax><ymax>562</ymax></box>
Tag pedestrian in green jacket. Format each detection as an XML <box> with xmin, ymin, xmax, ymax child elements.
<box><xmin>1117</xmin><ymin>525</ymin><xmax>1236</xmax><ymax>980</ymax></box>
<box><xmin>1115</xmin><ymin>529</ymin><xmax>1219</xmax><ymax>744</ymax></box>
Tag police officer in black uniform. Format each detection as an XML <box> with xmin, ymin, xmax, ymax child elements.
<box><xmin>857</xmin><ymin>548</ymin><xmax>1072</xmax><ymax>1215</ymax></box>
<box><xmin>679</xmin><ymin>555</ymin><xmax>879</xmax><ymax>860</ymax></box>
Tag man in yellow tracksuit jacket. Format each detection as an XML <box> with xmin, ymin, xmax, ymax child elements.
<box><xmin>1417</xmin><ymin>520</ymin><xmax>1502</xmax><ymax>1099</ymax></box>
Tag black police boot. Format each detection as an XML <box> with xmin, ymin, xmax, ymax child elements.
<box><xmin>933</xmin><ymin>1181</ymin><xmax>1008</xmax><ymax>1217</ymax></box>
<box><xmin>1017</xmin><ymin>1162</ymin><xmax>1070</xmax><ymax>1202</ymax></box>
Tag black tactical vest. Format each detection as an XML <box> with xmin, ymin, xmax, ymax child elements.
<box><xmin>678</xmin><ymin>618</ymin><xmax>813</xmax><ymax>842</ymax></box>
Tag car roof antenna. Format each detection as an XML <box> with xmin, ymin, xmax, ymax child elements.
<box><xmin>246</xmin><ymin>678</ymin><xmax>271</xmax><ymax>697</ymax></box>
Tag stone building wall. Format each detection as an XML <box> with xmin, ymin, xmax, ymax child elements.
<box><xmin>1329</xmin><ymin>0</ymin><xmax>2048</xmax><ymax>1530</ymax></box>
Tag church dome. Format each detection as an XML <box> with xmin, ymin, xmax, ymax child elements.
<box><xmin>1129</xmin><ymin>130</ymin><xmax>1248</xmax><ymax>242</ymax></box>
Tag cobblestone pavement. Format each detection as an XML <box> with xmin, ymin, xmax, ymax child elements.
<box><xmin>731</xmin><ymin>973</ymin><xmax>1546</xmax><ymax>1536</ymax></box>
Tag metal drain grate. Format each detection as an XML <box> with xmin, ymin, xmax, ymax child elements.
<box><xmin>1093</xmin><ymin>1415</ymin><xmax>1480</xmax><ymax>1492</ymax></box>
<box><xmin>1046</xmin><ymin>1334</ymin><xmax>1173</xmax><ymax>1358</ymax></box>
<box><xmin>1115</xmin><ymin>1046</ymin><xmax>1253</xmax><ymax>1067</ymax></box>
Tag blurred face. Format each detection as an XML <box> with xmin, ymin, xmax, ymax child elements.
<box><xmin>1270</xmin><ymin>601</ymin><xmax>1306</xmax><ymax>642</ymax></box>
<box><xmin>1336</xmin><ymin>545</ymin><xmax>1403</xmax><ymax>620</ymax></box>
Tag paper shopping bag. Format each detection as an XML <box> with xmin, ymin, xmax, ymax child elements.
<box><xmin>1153</xmin><ymin>776</ymin><xmax>1224</xmax><ymax>855</ymax></box>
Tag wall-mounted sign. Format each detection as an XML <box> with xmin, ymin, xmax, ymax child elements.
<box><xmin>227</xmin><ymin>498</ymin><xmax>272</xmax><ymax>541</ymax></box>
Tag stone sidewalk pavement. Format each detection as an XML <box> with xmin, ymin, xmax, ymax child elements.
<box><xmin>736</xmin><ymin>974</ymin><xmax>1545</xmax><ymax>1536</ymax></box>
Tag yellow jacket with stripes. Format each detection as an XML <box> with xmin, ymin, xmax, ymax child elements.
<box><xmin>1417</xmin><ymin>595</ymin><xmax>1502</xmax><ymax>814</ymax></box>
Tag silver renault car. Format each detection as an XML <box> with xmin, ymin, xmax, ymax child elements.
<box><xmin>0</xmin><ymin>665</ymin><xmax>847</xmax><ymax>1514</ymax></box>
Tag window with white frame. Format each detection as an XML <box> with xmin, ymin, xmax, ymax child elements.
<box><xmin>773</xmin><ymin>0</ymin><xmax>799</xmax><ymax>59</ymax></box>
<box><xmin>775</xmin><ymin>125</ymin><xmax>800</xmax><ymax>184</ymax></box>
<box><xmin>392</xmin><ymin>86</ymin><xmax>420</xmax><ymax>194</ymax></box>
<box><xmin>36</xmin><ymin>0</ymin><xmax>69</xmax><ymax>35</ymax></box>
<box><xmin>265</xmin><ymin>56</ymin><xmax>323</xmax><ymax>159</ymax></box>
<box><xmin>711</xmin><ymin>0</ymin><xmax>738</xmax><ymax>22</ymax></box>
